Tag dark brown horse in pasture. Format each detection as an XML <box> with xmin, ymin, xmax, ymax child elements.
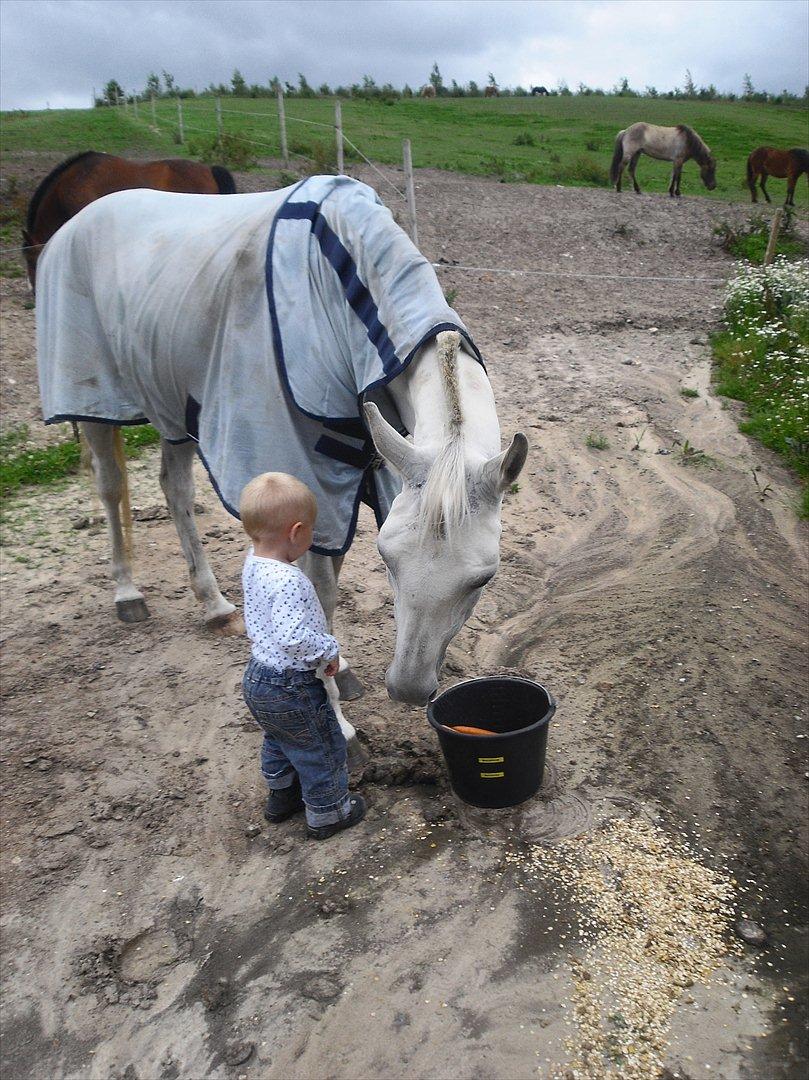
<box><xmin>747</xmin><ymin>146</ymin><xmax>809</xmax><ymax>206</ymax></box>
<box><xmin>610</xmin><ymin>122</ymin><xmax>716</xmax><ymax>196</ymax></box>
<box><xmin>22</xmin><ymin>151</ymin><xmax>237</xmax><ymax>289</ymax></box>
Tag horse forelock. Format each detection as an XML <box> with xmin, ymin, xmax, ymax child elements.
<box><xmin>25</xmin><ymin>151</ymin><xmax>106</xmax><ymax>235</ymax></box>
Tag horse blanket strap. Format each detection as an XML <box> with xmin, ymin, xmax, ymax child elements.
<box><xmin>36</xmin><ymin>176</ymin><xmax>483</xmax><ymax>555</ymax></box>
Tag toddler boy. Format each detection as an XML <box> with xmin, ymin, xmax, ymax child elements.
<box><xmin>239</xmin><ymin>472</ymin><xmax>366</xmax><ymax>839</ymax></box>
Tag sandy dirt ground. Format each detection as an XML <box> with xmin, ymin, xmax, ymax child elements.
<box><xmin>1</xmin><ymin>159</ymin><xmax>807</xmax><ymax>1080</ymax></box>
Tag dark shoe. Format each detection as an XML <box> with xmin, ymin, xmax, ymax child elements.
<box><xmin>306</xmin><ymin>795</ymin><xmax>367</xmax><ymax>840</ymax></box>
<box><xmin>264</xmin><ymin>777</ymin><xmax>304</xmax><ymax>823</ymax></box>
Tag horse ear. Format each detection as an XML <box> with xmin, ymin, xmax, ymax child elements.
<box><xmin>363</xmin><ymin>402</ymin><xmax>422</xmax><ymax>479</ymax></box>
<box><xmin>481</xmin><ymin>433</ymin><xmax>528</xmax><ymax>496</ymax></box>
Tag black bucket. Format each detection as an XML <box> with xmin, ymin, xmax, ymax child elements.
<box><xmin>427</xmin><ymin>676</ymin><xmax>555</xmax><ymax>809</ymax></box>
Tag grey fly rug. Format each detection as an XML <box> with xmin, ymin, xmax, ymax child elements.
<box><xmin>36</xmin><ymin>175</ymin><xmax>483</xmax><ymax>555</ymax></box>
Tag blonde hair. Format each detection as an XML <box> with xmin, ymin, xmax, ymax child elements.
<box><xmin>239</xmin><ymin>472</ymin><xmax>317</xmax><ymax>541</ymax></box>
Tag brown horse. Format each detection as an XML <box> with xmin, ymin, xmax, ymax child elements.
<box><xmin>22</xmin><ymin>151</ymin><xmax>236</xmax><ymax>289</ymax></box>
<box><xmin>747</xmin><ymin>146</ymin><xmax>809</xmax><ymax>206</ymax></box>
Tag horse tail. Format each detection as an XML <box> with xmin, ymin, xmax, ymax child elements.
<box><xmin>112</xmin><ymin>428</ymin><xmax>134</xmax><ymax>558</ymax></box>
<box><xmin>211</xmin><ymin>165</ymin><xmax>237</xmax><ymax>194</ymax></box>
<box><xmin>609</xmin><ymin>132</ymin><xmax>625</xmax><ymax>185</ymax></box>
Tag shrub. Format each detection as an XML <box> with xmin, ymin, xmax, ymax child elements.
<box><xmin>187</xmin><ymin>131</ymin><xmax>256</xmax><ymax>169</ymax></box>
<box><xmin>513</xmin><ymin>131</ymin><xmax>536</xmax><ymax>147</ymax></box>
<box><xmin>551</xmin><ymin>155</ymin><xmax>610</xmax><ymax>187</ymax></box>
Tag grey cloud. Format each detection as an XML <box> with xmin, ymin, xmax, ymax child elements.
<box><xmin>1</xmin><ymin>0</ymin><xmax>806</xmax><ymax>111</ymax></box>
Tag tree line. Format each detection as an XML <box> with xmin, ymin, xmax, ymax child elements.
<box><xmin>98</xmin><ymin>66</ymin><xmax>808</xmax><ymax>108</ymax></box>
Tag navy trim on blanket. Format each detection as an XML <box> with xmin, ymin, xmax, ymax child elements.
<box><xmin>277</xmin><ymin>201</ymin><xmax>399</xmax><ymax>375</ymax></box>
<box><xmin>44</xmin><ymin>413</ymin><xmax>152</xmax><ymax>428</ymax></box>
<box><xmin>314</xmin><ymin>434</ymin><xmax>374</xmax><ymax>471</ymax></box>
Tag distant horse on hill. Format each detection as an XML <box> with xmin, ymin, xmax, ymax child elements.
<box><xmin>610</xmin><ymin>123</ymin><xmax>716</xmax><ymax>196</ymax></box>
<box><xmin>420</xmin><ymin>84</ymin><xmax>437</xmax><ymax>98</ymax></box>
<box><xmin>22</xmin><ymin>151</ymin><xmax>236</xmax><ymax>290</ymax></box>
<box><xmin>484</xmin><ymin>85</ymin><xmax>499</xmax><ymax>98</ymax></box>
<box><xmin>747</xmin><ymin>146</ymin><xmax>809</xmax><ymax>206</ymax></box>
<box><xmin>531</xmin><ymin>86</ymin><xmax>549</xmax><ymax>96</ymax></box>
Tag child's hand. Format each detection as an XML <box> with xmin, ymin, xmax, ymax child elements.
<box><xmin>323</xmin><ymin>656</ymin><xmax>340</xmax><ymax>678</ymax></box>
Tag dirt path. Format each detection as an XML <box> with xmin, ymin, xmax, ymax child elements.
<box><xmin>1</xmin><ymin>165</ymin><xmax>807</xmax><ymax>1080</ymax></box>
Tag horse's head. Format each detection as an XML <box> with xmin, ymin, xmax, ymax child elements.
<box><xmin>701</xmin><ymin>154</ymin><xmax>717</xmax><ymax>191</ymax></box>
<box><xmin>364</xmin><ymin>402</ymin><xmax>527</xmax><ymax>705</ymax></box>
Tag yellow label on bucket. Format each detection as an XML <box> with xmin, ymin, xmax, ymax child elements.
<box><xmin>480</xmin><ymin>770</ymin><xmax>505</xmax><ymax>779</ymax></box>
<box><xmin>478</xmin><ymin>756</ymin><xmax>504</xmax><ymax>764</ymax></box>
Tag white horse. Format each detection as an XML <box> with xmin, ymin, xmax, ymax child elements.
<box><xmin>37</xmin><ymin>184</ymin><xmax>526</xmax><ymax>757</ymax></box>
<box><xmin>610</xmin><ymin>122</ymin><xmax>717</xmax><ymax>196</ymax></box>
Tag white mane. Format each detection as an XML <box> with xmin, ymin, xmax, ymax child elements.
<box><xmin>419</xmin><ymin>332</ymin><xmax>469</xmax><ymax>539</ymax></box>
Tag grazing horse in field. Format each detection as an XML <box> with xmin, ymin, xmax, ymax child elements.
<box><xmin>36</xmin><ymin>178</ymin><xmax>526</xmax><ymax>753</ymax></box>
<box><xmin>610</xmin><ymin>122</ymin><xmax>716</xmax><ymax>196</ymax></box>
<box><xmin>747</xmin><ymin>146</ymin><xmax>809</xmax><ymax>206</ymax></box>
<box><xmin>420</xmin><ymin>84</ymin><xmax>437</xmax><ymax>98</ymax></box>
<box><xmin>484</xmin><ymin>85</ymin><xmax>499</xmax><ymax>98</ymax></box>
<box><xmin>531</xmin><ymin>86</ymin><xmax>549</xmax><ymax>96</ymax></box>
<box><xmin>22</xmin><ymin>151</ymin><xmax>236</xmax><ymax>290</ymax></box>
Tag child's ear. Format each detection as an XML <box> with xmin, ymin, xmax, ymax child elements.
<box><xmin>289</xmin><ymin>520</ymin><xmax>303</xmax><ymax>541</ymax></box>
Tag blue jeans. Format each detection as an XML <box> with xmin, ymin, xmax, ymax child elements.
<box><xmin>242</xmin><ymin>658</ymin><xmax>351</xmax><ymax>827</ymax></box>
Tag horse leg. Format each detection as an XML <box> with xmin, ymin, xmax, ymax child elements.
<box><xmin>628</xmin><ymin>151</ymin><xmax>642</xmax><ymax>193</ymax></box>
<box><xmin>785</xmin><ymin>172</ymin><xmax>795</xmax><ymax>207</ymax></box>
<box><xmin>298</xmin><ymin>551</ymin><xmax>368</xmax><ymax>768</ymax></box>
<box><xmin>158</xmin><ymin>439</ymin><xmax>238</xmax><ymax>630</ymax></box>
<box><xmin>80</xmin><ymin>422</ymin><xmax>149</xmax><ymax>623</ymax></box>
<box><xmin>615</xmin><ymin>160</ymin><xmax>625</xmax><ymax>193</ymax></box>
<box><xmin>748</xmin><ymin>169</ymin><xmax>758</xmax><ymax>203</ymax></box>
<box><xmin>760</xmin><ymin>173</ymin><xmax>771</xmax><ymax>203</ymax></box>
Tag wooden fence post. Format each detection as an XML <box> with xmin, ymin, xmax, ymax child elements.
<box><xmin>335</xmin><ymin>99</ymin><xmax>344</xmax><ymax>173</ymax></box>
<box><xmin>176</xmin><ymin>97</ymin><xmax>184</xmax><ymax>144</ymax></box>
<box><xmin>402</xmin><ymin>139</ymin><xmax>418</xmax><ymax>247</ymax></box>
<box><xmin>763</xmin><ymin>207</ymin><xmax>783</xmax><ymax>266</ymax></box>
<box><xmin>216</xmin><ymin>97</ymin><xmax>223</xmax><ymax>149</ymax></box>
<box><xmin>277</xmin><ymin>88</ymin><xmax>289</xmax><ymax>166</ymax></box>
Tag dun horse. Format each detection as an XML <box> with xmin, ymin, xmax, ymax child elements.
<box><xmin>22</xmin><ymin>151</ymin><xmax>236</xmax><ymax>290</ymax></box>
<box><xmin>610</xmin><ymin>123</ymin><xmax>716</xmax><ymax>196</ymax></box>
<box><xmin>747</xmin><ymin>146</ymin><xmax>809</xmax><ymax>206</ymax></box>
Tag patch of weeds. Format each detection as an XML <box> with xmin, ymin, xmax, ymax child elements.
<box><xmin>750</xmin><ymin>467</ymin><xmax>774</xmax><ymax>502</ymax></box>
<box><xmin>675</xmin><ymin>438</ymin><xmax>716</xmax><ymax>468</ymax></box>
<box><xmin>712</xmin><ymin>258</ymin><xmax>808</xmax><ymax>514</ymax></box>
<box><xmin>630</xmin><ymin>422</ymin><xmax>649</xmax><ymax>451</ymax></box>
<box><xmin>585</xmin><ymin>432</ymin><xmax>610</xmax><ymax>450</ymax></box>
<box><xmin>550</xmin><ymin>155</ymin><xmax>610</xmax><ymax>187</ymax></box>
<box><xmin>444</xmin><ymin>288</ymin><xmax>458</xmax><ymax>306</ymax></box>
<box><xmin>187</xmin><ymin>131</ymin><xmax>256</xmax><ymax>170</ymax></box>
<box><xmin>0</xmin><ymin>424</ymin><xmax>161</xmax><ymax>497</ymax></box>
<box><xmin>508</xmin><ymin>482</ymin><xmax>520</xmax><ymax>494</ymax></box>
<box><xmin>277</xmin><ymin>169</ymin><xmax>299</xmax><ymax>186</ymax></box>
<box><xmin>0</xmin><ymin>260</ymin><xmax>25</xmax><ymax>279</ymax></box>
<box><xmin>712</xmin><ymin>213</ymin><xmax>806</xmax><ymax>264</ymax></box>
<box><xmin>680</xmin><ymin>387</ymin><xmax>700</xmax><ymax>399</ymax></box>
<box><xmin>585</xmin><ymin>139</ymin><xmax>599</xmax><ymax>152</ymax></box>
<box><xmin>609</xmin><ymin>221</ymin><xmax>634</xmax><ymax>239</ymax></box>
<box><xmin>513</xmin><ymin>131</ymin><xmax>536</xmax><ymax>147</ymax></box>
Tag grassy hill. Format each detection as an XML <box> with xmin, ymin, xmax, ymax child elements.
<box><xmin>2</xmin><ymin>94</ymin><xmax>807</xmax><ymax>203</ymax></box>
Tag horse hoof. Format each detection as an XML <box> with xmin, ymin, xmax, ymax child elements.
<box><xmin>116</xmin><ymin>597</ymin><xmax>150</xmax><ymax>623</ymax></box>
<box><xmin>335</xmin><ymin>667</ymin><xmax>365</xmax><ymax>701</ymax></box>
<box><xmin>207</xmin><ymin>611</ymin><xmax>245</xmax><ymax>636</ymax></box>
<box><xmin>346</xmin><ymin>736</ymin><xmax>369</xmax><ymax>772</ymax></box>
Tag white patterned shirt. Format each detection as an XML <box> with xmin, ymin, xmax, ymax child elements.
<box><xmin>242</xmin><ymin>552</ymin><xmax>339</xmax><ymax>671</ymax></box>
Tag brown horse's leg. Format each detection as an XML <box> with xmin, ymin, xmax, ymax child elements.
<box><xmin>785</xmin><ymin>171</ymin><xmax>795</xmax><ymax>207</ymax></box>
<box><xmin>628</xmin><ymin>151</ymin><xmax>642</xmax><ymax>194</ymax></box>
<box><xmin>760</xmin><ymin>173</ymin><xmax>771</xmax><ymax>204</ymax></box>
<box><xmin>748</xmin><ymin>169</ymin><xmax>758</xmax><ymax>203</ymax></box>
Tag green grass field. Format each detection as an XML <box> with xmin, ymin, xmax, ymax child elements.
<box><xmin>2</xmin><ymin>95</ymin><xmax>807</xmax><ymax>202</ymax></box>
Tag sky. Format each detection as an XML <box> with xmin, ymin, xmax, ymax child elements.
<box><xmin>1</xmin><ymin>0</ymin><xmax>807</xmax><ymax>111</ymax></box>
